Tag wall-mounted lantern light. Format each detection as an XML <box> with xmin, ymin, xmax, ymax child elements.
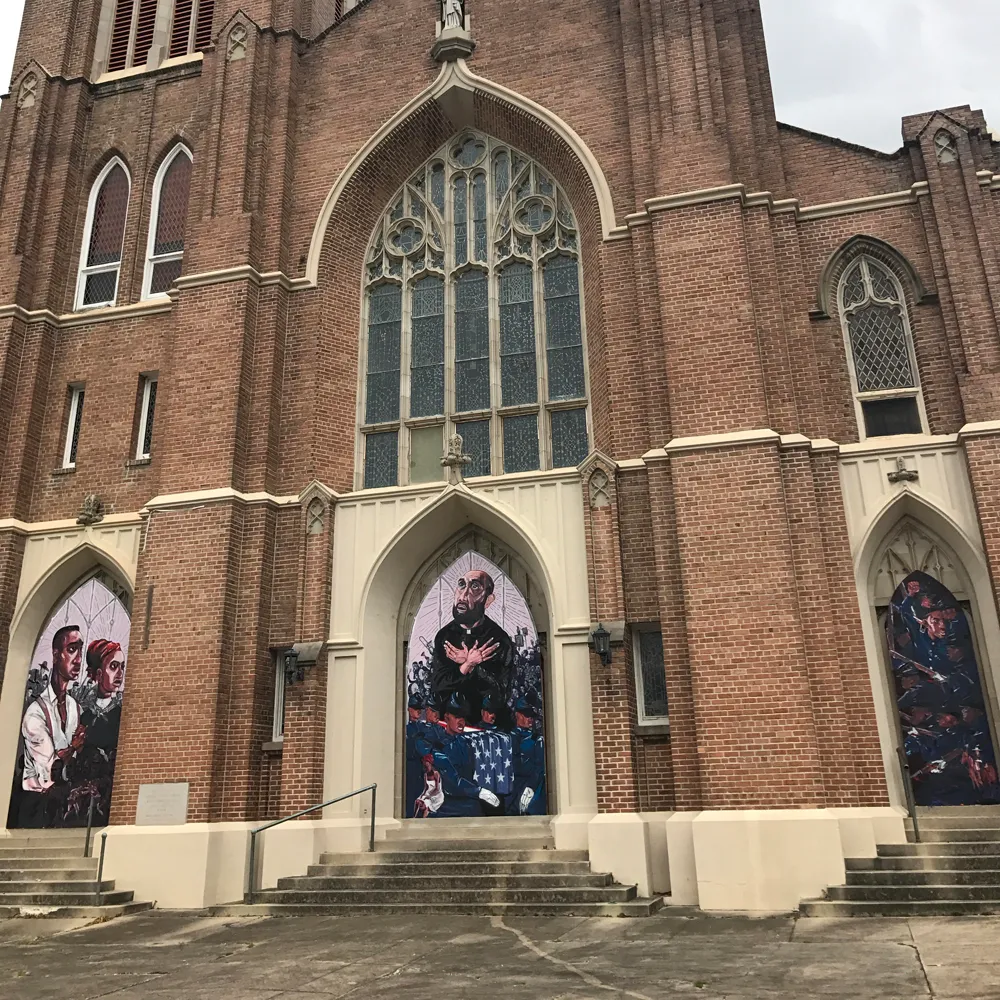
<box><xmin>590</xmin><ymin>622</ymin><xmax>612</xmax><ymax>666</ymax></box>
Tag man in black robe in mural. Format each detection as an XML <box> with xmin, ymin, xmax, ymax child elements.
<box><xmin>430</xmin><ymin>569</ymin><xmax>515</xmax><ymax>730</ymax></box>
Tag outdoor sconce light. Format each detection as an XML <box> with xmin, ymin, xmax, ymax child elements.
<box><xmin>590</xmin><ymin>622</ymin><xmax>612</xmax><ymax>666</ymax></box>
<box><xmin>283</xmin><ymin>647</ymin><xmax>303</xmax><ymax>685</ymax></box>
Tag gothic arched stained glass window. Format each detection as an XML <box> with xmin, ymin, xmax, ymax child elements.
<box><xmin>359</xmin><ymin>132</ymin><xmax>591</xmax><ymax>489</ymax></box>
<box><xmin>838</xmin><ymin>256</ymin><xmax>927</xmax><ymax>439</ymax></box>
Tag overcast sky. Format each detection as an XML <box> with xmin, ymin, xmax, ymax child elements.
<box><xmin>0</xmin><ymin>1</ymin><xmax>996</xmax><ymax>152</ymax></box>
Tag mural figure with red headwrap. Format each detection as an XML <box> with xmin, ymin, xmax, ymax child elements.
<box><xmin>7</xmin><ymin>574</ymin><xmax>130</xmax><ymax>828</ymax></box>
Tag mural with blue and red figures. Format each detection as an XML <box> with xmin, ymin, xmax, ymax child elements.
<box><xmin>888</xmin><ymin>571</ymin><xmax>999</xmax><ymax>806</ymax></box>
<box><xmin>404</xmin><ymin>550</ymin><xmax>546</xmax><ymax>819</ymax></box>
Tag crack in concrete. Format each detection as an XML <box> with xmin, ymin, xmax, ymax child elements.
<box><xmin>491</xmin><ymin>916</ymin><xmax>655</xmax><ymax>1000</ymax></box>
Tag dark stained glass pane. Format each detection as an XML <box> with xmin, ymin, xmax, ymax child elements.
<box><xmin>848</xmin><ymin>304</ymin><xmax>914</xmax><ymax>392</ymax></box>
<box><xmin>365</xmin><ymin>284</ymin><xmax>402</xmax><ymax>424</ymax></box>
<box><xmin>500</xmin><ymin>263</ymin><xmax>537</xmax><ymax>406</ymax></box>
<box><xmin>503</xmin><ymin>413</ymin><xmax>539</xmax><ymax>474</ymax></box>
<box><xmin>69</xmin><ymin>389</ymin><xmax>85</xmax><ymax>466</ymax></box>
<box><xmin>153</xmin><ymin>152</ymin><xmax>192</xmax><ymax>256</ymax></box>
<box><xmin>453</xmin><ymin>177</ymin><xmax>468</xmax><ymax>267</ymax></box>
<box><xmin>638</xmin><ymin>629</ymin><xmax>668</xmax><ymax>719</ymax></box>
<box><xmin>410</xmin><ymin>276</ymin><xmax>445</xmax><ymax>417</ymax></box>
<box><xmin>83</xmin><ymin>271</ymin><xmax>119</xmax><ymax>306</ymax></box>
<box><xmin>142</xmin><ymin>379</ymin><xmax>157</xmax><ymax>457</ymax></box>
<box><xmin>364</xmin><ymin>431</ymin><xmax>397</xmax><ymax>489</ymax></box>
<box><xmin>431</xmin><ymin>163</ymin><xmax>445</xmax><ymax>213</ymax></box>
<box><xmin>456</xmin><ymin>419</ymin><xmax>491</xmax><ymax>478</ymax></box>
<box><xmin>473</xmin><ymin>174</ymin><xmax>487</xmax><ymax>262</ymax></box>
<box><xmin>88</xmin><ymin>165</ymin><xmax>129</xmax><ymax>267</ymax></box>
<box><xmin>544</xmin><ymin>255</ymin><xmax>585</xmax><ymax>400</ymax></box>
<box><xmin>550</xmin><ymin>407</ymin><xmax>588</xmax><ymax>468</ymax></box>
<box><xmin>150</xmin><ymin>258</ymin><xmax>183</xmax><ymax>295</ymax></box>
<box><xmin>454</xmin><ymin>270</ymin><xmax>490</xmax><ymax>412</ymax></box>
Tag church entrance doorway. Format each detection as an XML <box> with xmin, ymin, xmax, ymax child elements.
<box><xmin>874</xmin><ymin>522</ymin><xmax>1000</xmax><ymax>807</ymax></box>
<box><xmin>399</xmin><ymin>531</ymin><xmax>548</xmax><ymax>820</ymax></box>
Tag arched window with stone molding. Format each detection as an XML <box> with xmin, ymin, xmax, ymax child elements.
<box><xmin>75</xmin><ymin>158</ymin><xmax>131</xmax><ymax>310</ymax></box>
<box><xmin>357</xmin><ymin>132</ymin><xmax>591</xmax><ymax>490</ymax></box>
<box><xmin>838</xmin><ymin>255</ymin><xmax>927</xmax><ymax>439</ymax></box>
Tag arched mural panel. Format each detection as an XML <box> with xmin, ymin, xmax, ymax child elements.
<box><xmin>886</xmin><ymin>569</ymin><xmax>999</xmax><ymax>806</ymax></box>
<box><xmin>403</xmin><ymin>544</ymin><xmax>546</xmax><ymax>820</ymax></box>
<box><xmin>7</xmin><ymin>570</ymin><xmax>131</xmax><ymax>828</ymax></box>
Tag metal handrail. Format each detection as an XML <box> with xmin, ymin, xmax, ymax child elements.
<box><xmin>245</xmin><ymin>783</ymin><xmax>377</xmax><ymax>903</ymax></box>
<box><xmin>84</xmin><ymin>793</ymin><xmax>96</xmax><ymax>858</ymax></box>
<box><xmin>895</xmin><ymin>745</ymin><xmax>921</xmax><ymax>843</ymax></box>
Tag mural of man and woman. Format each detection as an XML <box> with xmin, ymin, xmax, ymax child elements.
<box><xmin>404</xmin><ymin>553</ymin><xmax>546</xmax><ymax>818</ymax></box>
<box><xmin>888</xmin><ymin>570</ymin><xmax>999</xmax><ymax>806</ymax></box>
<box><xmin>7</xmin><ymin>575</ymin><xmax>130</xmax><ymax>829</ymax></box>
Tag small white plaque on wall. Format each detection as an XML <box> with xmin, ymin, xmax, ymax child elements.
<box><xmin>136</xmin><ymin>782</ymin><xmax>190</xmax><ymax>826</ymax></box>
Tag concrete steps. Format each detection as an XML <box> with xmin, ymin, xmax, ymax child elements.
<box><xmin>213</xmin><ymin>820</ymin><xmax>663</xmax><ymax>918</ymax></box>
<box><xmin>801</xmin><ymin>808</ymin><xmax>1000</xmax><ymax>917</ymax></box>
<box><xmin>0</xmin><ymin>832</ymin><xmax>151</xmax><ymax>919</ymax></box>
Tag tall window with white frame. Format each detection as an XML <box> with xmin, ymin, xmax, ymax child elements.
<box><xmin>632</xmin><ymin>624</ymin><xmax>669</xmax><ymax>727</ymax></box>
<box><xmin>359</xmin><ymin>132</ymin><xmax>591</xmax><ymax>489</ymax></box>
<box><xmin>838</xmin><ymin>255</ymin><xmax>927</xmax><ymax>439</ymax></box>
<box><xmin>143</xmin><ymin>145</ymin><xmax>193</xmax><ymax>299</ymax></box>
<box><xmin>272</xmin><ymin>652</ymin><xmax>287</xmax><ymax>742</ymax></box>
<box><xmin>135</xmin><ymin>373</ymin><xmax>158</xmax><ymax>460</ymax></box>
<box><xmin>63</xmin><ymin>384</ymin><xmax>85</xmax><ymax>470</ymax></box>
<box><xmin>76</xmin><ymin>159</ymin><xmax>131</xmax><ymax>310</ymax></box>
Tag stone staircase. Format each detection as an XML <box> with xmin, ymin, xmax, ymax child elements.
<box><xmin>0</xmin><ymin>830</ymin><xmax>151</xmax><ymax>919</ymax></box>
<box><xmin>801</xmin><ymin>808</ymin><xmax>1000</xmax><ymax>916</ymax></box>
<box><xmin>215</xmin><ymin>817</ymin><xmax>663</xmax><ymax>917</ymax></box>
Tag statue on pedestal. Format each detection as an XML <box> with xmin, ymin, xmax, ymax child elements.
<box><xmin>442</xmin><ymin>0</ymin><xmax>465</xmax><ymax>30</ymax></box>
<box><xmin>442</xmin><ymin>433</ymin><xmax>472</xmax><ymax>486</ymax></box>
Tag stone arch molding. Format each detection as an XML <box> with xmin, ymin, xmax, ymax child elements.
<box><xmin>815</xmin><ymin>235</ymin><xmax>932</xmax><ymax>319</ymax></box>
<box><xmin>305</xmin><ymin>59</ymin><xmax>620</xmax><ymax>285</ymax></box>
<box><xmin>854</xmin><ymin>491</ymin><xmax>1000</xmax><ymax>808</ymax></box>
<box><xmin>355</xmin><ymin>485</ymin><xmax>560</xmax><ymax>649</ymax></box>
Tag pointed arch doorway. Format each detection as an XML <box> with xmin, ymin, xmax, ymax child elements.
<box><xmin>398</xmin><ymin>528</ymin><xmax>550</xmax><ymax>820</ymax></box>
<box><xmin>873</xmin><ymin>520</ymin><xmax>1000</xmax><ymax>807</ymax></box>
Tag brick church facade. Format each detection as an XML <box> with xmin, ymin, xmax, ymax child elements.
<box><xmin>0</xmin><ymin>0</ymin><xmax>997</xmax><ymax>911</ymax></box>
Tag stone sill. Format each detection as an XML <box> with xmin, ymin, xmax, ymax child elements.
<box><xmin>636</xmin><ymin>723</ymin><xmax>670</xmax><ymax>738</ymax></box>
<box><xmin>125</xmin><ymin>457</ymin><xmax>152</xmax><ymax>469</ymax></box>
<box><xmin>261</xmin><ymin>740</ymin><xmax>284</xmax><ymax>753</ymax></box>
<box><xmin>51</xmin><ymin>466</ymin><xmax>76</xmax><ymax>476</ymax></box>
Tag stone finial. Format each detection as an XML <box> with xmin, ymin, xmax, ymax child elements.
<box><xmin>433</xmin><ymin>0</ymin><xmax>475</xmax><ymax>63</ymax></box>
<box><xmin>442</xmin><ymin>433</ymin><xmax>471</xmax><ymax>486</ymax></box>
<box><xmin>77</xmin><ymin>494</ymin><xmax>105</xmax><ymax>526</ymax></box>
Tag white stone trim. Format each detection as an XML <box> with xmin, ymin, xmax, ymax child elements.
<box><xmin>93</xmin><ymin>51</ymin><xmax>203</xmax><ymax>85</ymax></box>
<box><xmin>959</xmin><ymin>419</ymin><xmax>1000</xmax><ymax>440</ymax></box>
<box><xmin>0</xmin><ymin>298</ymin><xmax>173</xmax><ymax>328</ymax></box>
<box><xmin>665</xmin><ymin>428</ymin><xmax>780</xmax><ymax>454</ymax></box>
<box><xmin>838</xmin><ymin>432</ymin><xmax>959</xmax><ymax>456</ymax></box>
<box><xmin>173</xmin><ymin>264</ymin><xmax>311</xmax><ymax>293</ymax></box>
<box><xmin>0</xmin><ymin>512</ymin><xmax>144</xmax><ymax>534</ymax></box>
<box><xmin>642</xmin><ymin>181</ymin><xmax>930</xmax><ymax>225</ymax></box>
<box><xmin>305</xmin><ymin>59</ymin><xmax>620</xmax><ymax>284</ymax></box>
<box><xmin>141</xmin><ymin>487</ymin><xmax>300</xmax><ymax>512</ymax></box>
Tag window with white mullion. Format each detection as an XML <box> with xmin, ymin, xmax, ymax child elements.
<box><xmin>142</xmin><ymin>144</ymin><xmax>192</xmax><ymax>300</ymax></box>
<box><xmin>838</xmin><ymin>255</ymin><xmax>927</xmax><ymax>440</ymax></box>
<box><xmin>359</xmin><ymin>131</ymin><xmax>590</xmax><ymax>489</ymax></box>
<box><xmin>76</xmin><ymin>157</ymin><xmax>131</xmax><ymax>310</ymax></box>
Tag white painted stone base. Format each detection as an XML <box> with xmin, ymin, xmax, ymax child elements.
<box><xmin>549</xmin><ymin>811</ymin><xmax>593</xmax><ymax>851</ymax></box>
<box><xmin>100</xmin><ymin>817</ymin><xmax>394</xmax><ymax>909</ymax></box>
<box><xmin>666</xmin><ymin>806</ymin><xmax>907</xmax><ymax>913</ymax></box>
<box><xmin>587</xmin><ymin>813</ymin><xmax>653</xmax><ymax>897</ymax></box>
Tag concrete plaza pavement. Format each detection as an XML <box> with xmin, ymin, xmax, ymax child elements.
<box><xmin>1</xmin><ymin>908</ymin><xmax>998</xmax><ymax>999</ymax></box>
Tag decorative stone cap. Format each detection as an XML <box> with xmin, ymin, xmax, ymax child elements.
<box><xmin>432</xmin><ymin>24</ymin><xmax>476</xmax><ymax>63</ymax></box>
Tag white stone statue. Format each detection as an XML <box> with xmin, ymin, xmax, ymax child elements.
<box><xmin>443</xmin><ymin>0</ymin><xmax>465</xmax><ymax>30</ymax></box>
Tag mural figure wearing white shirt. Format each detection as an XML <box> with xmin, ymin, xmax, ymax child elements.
<box><xmin>18</xmin><ymin>625</ymin><xmax>87</xmax><ymax>826</ymax></box>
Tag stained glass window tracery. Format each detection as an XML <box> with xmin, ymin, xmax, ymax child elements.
<box><xmin>838</xmin><ymin>255</ymin><xmax>926</xmax><ymax>439</ymax></box>
<box><xmin>360</xmin><ymin>131</ymin><xmax>590</xmax><ymax>488</ymax></box>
